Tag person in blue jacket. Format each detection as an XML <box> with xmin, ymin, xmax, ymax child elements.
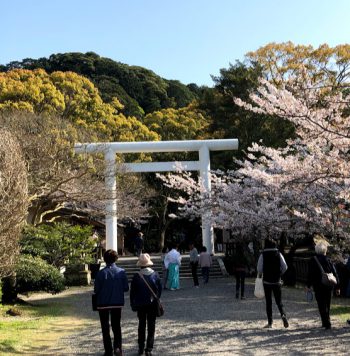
<box><xmin>130</xmin><ymin>253</ymin><xmax>162</xmax><ymax>356</ymax></box>
<box><xmin>94</xmin><ymin>249</ymin><xmax>129</xmax><ymax>356</ymax></box>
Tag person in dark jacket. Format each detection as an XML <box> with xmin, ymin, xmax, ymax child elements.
<box><xmin>307</xmin><ymin>241</ymin><xmax>340</xmax><ymax>329</ymax></box>
<box><xmin>130</xmin><ymin>254</ymin><xmax>162</xmax><ymax>356</ymax></box>
<box><xmin>233</xmin><ymin>244</ymin><xmax>248</xmax><ymax>299</ymax></box>
<box><xmin>134</xmin><ymin>232</ymin><xmax>144</xmax><ymax>257</ymax></box>
<box><xmin>94</xmin><ymin>249</ymin><xmax>129</xmax><ymax>356</ymax></box>
<box><xmin>257</xmin><ymin>239</ymin><xmax>289</xmax><ymax>328</ymax></box>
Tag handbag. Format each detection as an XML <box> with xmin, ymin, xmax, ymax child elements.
<box><xmin>138</xmin><ymin>272</ymin><xmax>164</xmax><ymax>317</ymax></box>
<box><xmin>92</xmin><ymin>293</ymin><xmax>97</xmax><ymax>311</ymax></box>
<box><xmin>306</xmin><ymin>290</ymin><xmax>313</xmax><ymax>302</ymax></box>
<box><xmin>314</xmin><ymin>256</ymin><xmax>337</xmax><ymax>287</ymax></box>
<box><xmin>254</xmin><ymin>277</ymin><xmax>265</xmax><ymax>299</ymax></box>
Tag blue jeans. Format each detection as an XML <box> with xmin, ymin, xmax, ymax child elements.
<box><xmin>201</xmin><ymin>267</ymin><xmax>210</xmax><ymax>283</ymax></box>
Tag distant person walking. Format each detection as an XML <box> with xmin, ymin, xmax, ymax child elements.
<box><xmin>199</xmin><ymin>246</ymin><xmax>212</xmax><ymax>284</ymax></box>
<box><xmin>233</xmin><ymin>244</ymin><xmax>248</xmax><ymax>299</ymax></box>
<box><xmin>94</xmin><ymin>249</ymin><xmax>129</xmax><ymax>356</ymax></box>
<box><xmin>189</xmin><ymin>243</ymin><xmax>199</xmax><ymax>287</ymax></box>
<box><xmin>257</xmin><ymin>239</ymin><xmax>289</xmax><ymax>329</ymax></box>
<box><xmin>130</xmin><ymin>254</ymin><xmax>162</xmax><ymax>356</ymax></box>
<box><xmin>307</xmin><ymin>241</ymin><xmax>340</xmax><ymax>329</ymax></box>
<box><xmin>164</xmin><ymin>244</ymin><xmax>181</xmax><ymax>290</ymax></box>
<box><xmin>135</xmin><ymin>232</ymin><xmax>144</xmax><ymax>257</ymax></box>
<box><xmin>160</xmin><ymin>246</ymin><xmax>169</xmax><ymax>289</ymax></box>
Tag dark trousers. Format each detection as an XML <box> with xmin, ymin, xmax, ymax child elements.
<box><xmin>162</xmin><ymin>267</ymin><xmax>168</xmax><ymax>289</ymax></box>
<box><xmin>137</xmin><ymin>305</ymin><xmax>157</xmax><ymax>352</ymax></box>
<box><xmin>190</xmin><ymin>262</ymin><xmax>199</xmax><ymax>286</ymax></box>
<box><xmin>263</xmin><ymin>283</ymin><xmax>286</xmax><ymax>325</ymax></box>
<box><xmin>201</xmin><ymin>267</ymin><xmax>210</xmax><ymax>283</ymax></box>
<box><xmin>314</xmin><ymin>287</ymin><xmax>332</xmax><ymax>327</ymax></box>
<box><xmin>98</xmin><ymin>308</ymin><xmax>122</xmax><ymax>354</ymax></box>
<box><xmin>235</xmin><ymin>271</ymin><xmax>246</xmax><ymax>297</ymax></box>
<box><xmin>136</xmin><ymin>248</ymin><xmax>143</xmax><ymax>257</ymax></box>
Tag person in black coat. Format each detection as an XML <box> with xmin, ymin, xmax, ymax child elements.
<box><xmin>257</xmin><ymin>239</ymin><xmax>289</xmax><ymax>328</ymax></box>
<box><xmin>130</xmin><ymin>254</ymin><xmax>162</xmax><ymax>356</ymax></box>
<box><xmin>233</xmin><ymin>244</ymin><xmax>248</xmax><ymax>299</ymax></box>
<box><xmin>307</xmin><ymin>241</ymin><xmax>340</xmax><ymax>329</ymax></box>
<box><xmin>134</xmin><ymin>232</ymin><xmax>144</xmax><ymax>257</ymax></box>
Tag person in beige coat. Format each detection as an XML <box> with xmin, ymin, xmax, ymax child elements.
<box><xmin>199</xmin><ymin>246</ymin><xmax>212</xmax><ymax>284</ymax></box>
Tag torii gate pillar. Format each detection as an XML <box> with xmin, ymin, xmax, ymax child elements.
<box><xmin>75</xmin><ymin>139</ymin><xmax>238</xmax><ymax>254</ymax></box>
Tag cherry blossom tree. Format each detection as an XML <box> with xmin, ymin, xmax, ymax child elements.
<box><xmin>234</xmin><ymin>77</ymin><xmax>350</xmax><ymax>252</ymax></box>
<box><xmin>159</xmin><ymin>74</ymin><xmax>350</xmax><ymax>254</ymax></box>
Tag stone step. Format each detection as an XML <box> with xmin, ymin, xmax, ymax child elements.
<box><xmin>114</xmin><ymin>256</ymin><xmax>224</xmax><ymax>281</ymax></box>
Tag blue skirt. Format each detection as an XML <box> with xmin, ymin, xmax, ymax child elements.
<box><xmin>167</xmin><ymin>263</ymin><xmax>180</xmax><ymax>289</ymax></box>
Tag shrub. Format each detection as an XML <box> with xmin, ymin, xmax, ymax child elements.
<box><xmin>16</xmin><ymin>255</ymin><xmax>65</xmax><ymax>294</ymax></box>
<box><xmin>20</xmin><ymin>222</ymin><xmax>96</xmax><ymax>267</ymax></box>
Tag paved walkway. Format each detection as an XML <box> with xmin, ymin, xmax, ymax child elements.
<box><xmin>30</xmin><ymin>278</ymin><xmax>350</xmax><ymax>355</ymax></box>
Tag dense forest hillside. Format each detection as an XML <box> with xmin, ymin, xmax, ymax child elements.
<box><xmin>0</xmin><ymin>52</ymin><xmax>201</xmax><ymax>118</ymax></box>
<box><xmin>0</xmin><ymin>49</ymin><xmax>298</xmax><ymax>169</ymax></box>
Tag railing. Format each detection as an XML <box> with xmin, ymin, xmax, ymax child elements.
<box><xmin>292</xmin><ymin>257</ymin><xmax>310</xmax><ymax>283</ymax></box>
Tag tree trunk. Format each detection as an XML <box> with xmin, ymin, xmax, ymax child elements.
<box><xmin>1</xmin><ymin>274</ymin><xmax>18</xmax><ymax>304</ymax></box>
<box><xmin>160</xmin><ymin>229</ymin><xmax>166</xmax><ymax>250</ymax></box>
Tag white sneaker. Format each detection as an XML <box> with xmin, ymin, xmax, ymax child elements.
<box><xmin>263</xmin><ymin>324</ymin><xmax>272</xmax><ymax>329</ymax></box>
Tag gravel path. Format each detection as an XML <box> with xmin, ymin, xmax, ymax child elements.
<box><xmin>28</xmin><ymin>278</ymin><xmax>350</xmax><ymax>355</ymax></box>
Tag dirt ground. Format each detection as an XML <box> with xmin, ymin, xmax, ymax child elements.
<box><xmin>25</xmin><ymin>277</ymin><xmax>350</xmax><ymax>355</ymax></box>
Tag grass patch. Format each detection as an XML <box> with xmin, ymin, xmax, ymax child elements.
<box><xmin>331</xmin><ymin>304</ymin><xmax>350</xmax><ymax>322</ymax></box>
<box><xmin>0</xmin><ymin>289</ymin><xmax>94</xmax><ymax>355</ymax></box>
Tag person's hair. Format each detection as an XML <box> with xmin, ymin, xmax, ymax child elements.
<box><xmin>104</xmin><ymin>249</ymin><xmax>118</xmax><ymax>264</ymax></box>
<box><xmin>264</xmin><ymin>239</ymin><xmax>277</xmax><ymax>249</ymax></box>
<box><xmin>201</xmin><ymin>246</ymin><xmax>207</xmax><ymax>252</ymax></box>
<box><xmin>169</xmin><ymin>242</ymin><xmax>178</xmax><ymax>250</ymax></box>
<box><xmin>138</xmin><ymin>232</ymin><xmax>143</xmax><ymax>237</ymax></box>
<box><xmin>315</xmin><ymin>242</ymin><xmax>328</xmax><ymax>255</ymax></box>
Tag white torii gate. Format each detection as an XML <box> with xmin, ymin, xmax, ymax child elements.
<box><xmin>74</xmin><ymin>139</ymin><xmax>238</xmax><ymax>254</ymax></box>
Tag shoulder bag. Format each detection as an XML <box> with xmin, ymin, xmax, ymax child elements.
<box><xmin>314</xmin><ymin>256</ymin><xmax>337</xmax><ymax>287</ymax></box>
<box><xmin>138</xmin><ymin>272</ymin><xmax>164</xmax><ymax>317</ymax></box>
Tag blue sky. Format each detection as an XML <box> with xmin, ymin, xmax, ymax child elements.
<box><xmin>1</xmin><ymin>0</ymin><xmax>349</xmax><ymax>86</ymax></box>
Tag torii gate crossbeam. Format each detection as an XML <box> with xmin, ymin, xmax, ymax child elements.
<box><xmin>75</xmin><ymin>139</ymin><xmax>238</xmax><ymax>254</ymax></box>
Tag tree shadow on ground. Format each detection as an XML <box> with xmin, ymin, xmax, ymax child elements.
<box><xmin>15</xmin><ymin>278</ymin><xmax>350</xmax><ymax>355</ymax></box>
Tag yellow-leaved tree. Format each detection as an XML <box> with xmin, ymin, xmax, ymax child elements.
<box><xmin>143</xmin><ymin>104</ymin><xmax>209</xmax><ymax>141</ymax></box>
<box><xmin>246</xmin><ymin>42</ymin><xmax>350</xmax><ymax>87</ymax></box>
<box><xmin>0</xmin><ymin>69</ymin><xmax>158</xmax><ymax>224</ymax></box>
<box><xmin>0</xmin><ymin>69</ymin><xmax>159</xmax><ymax>142</ymax></box>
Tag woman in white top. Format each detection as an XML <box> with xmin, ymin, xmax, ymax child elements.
<box><xmin>164</xmin><ymin>244</ymin><xmax>181</xmax><ymax>290</ymax></box>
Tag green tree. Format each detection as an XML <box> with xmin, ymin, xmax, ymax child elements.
<box><xmin>165</xmin><ymin>80</ymin><xmax>198</xmax><ymax>107</ymax></box>
<box><xmin>197</xmin><ymin>61</ymin><xmax>295</xmax><ymax>168</ymax></box>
